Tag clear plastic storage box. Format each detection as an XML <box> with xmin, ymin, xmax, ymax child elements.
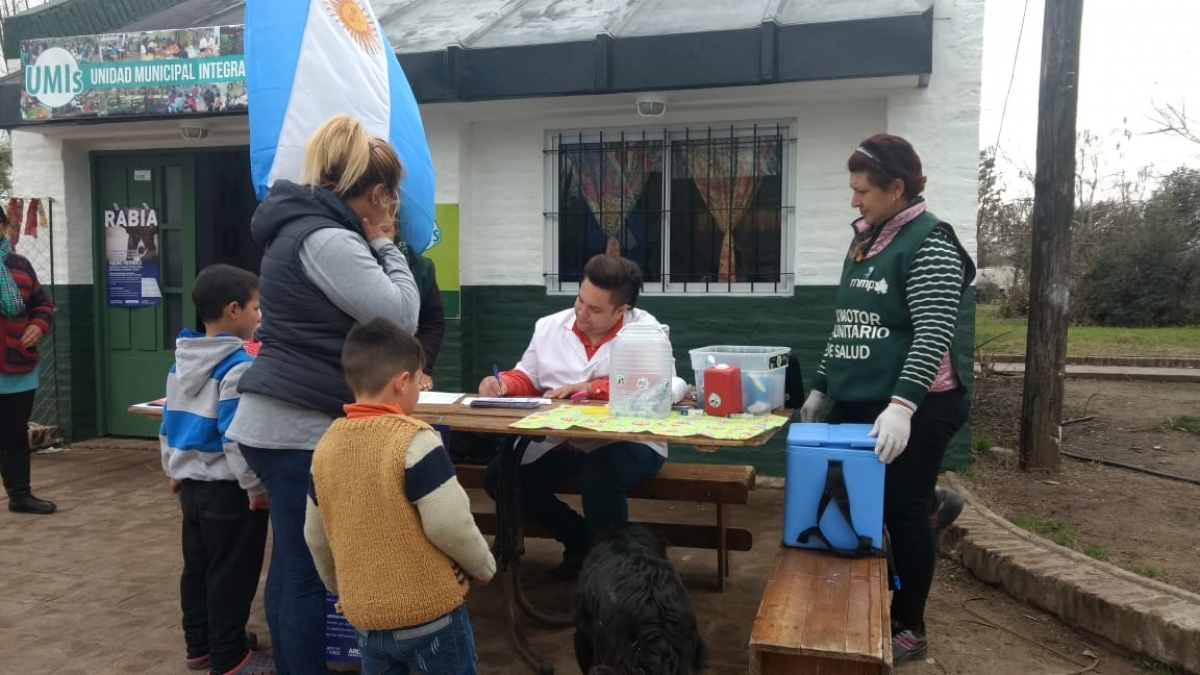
<box><xmin>688</xmin><ymin>346</ymin><xmax>789</xmax><ymax>414</ymax></box>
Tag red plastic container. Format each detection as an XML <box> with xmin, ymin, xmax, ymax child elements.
<box><xmin>703</xmin><ymin>364</ymin><xmax>743</xmax><ymax>417</ymax></box>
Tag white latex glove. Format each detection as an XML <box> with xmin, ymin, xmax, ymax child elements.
<box><xmin>869</xmin><ymin>402</ymin><xmax>915</xmax><ymax>464</ymax></box>
<box><xmin>798</xmin><ymin>390</ymin><xmax>827</xmax><ymax>423</ymax></box>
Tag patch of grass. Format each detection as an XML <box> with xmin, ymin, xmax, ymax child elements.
<box><xmin>959</xmin><ymin>466</ymin><xmax>984</xmax><ymax>484</ymax></box>
<box><xmin>1081</xmin><ymin>544</ymin><xmax>1110</xmax><ymax>561</ymax></box>
<box><xmin>1135</xmin><ymin>655</ymin><xmax>1178</xmax><ymax>674</ymax></box>
<box><xmin>1011</xmin><ymin>516</ymin><xmax>1079</xmax><ymax>549</ymax></box>
<box><xmin>971</xmin><ymin>433</ymin><xmax>992</xmax><ymax>455</ymax></box>
<box><xmin>975</xmin><ymin>304</ymin><xmax>1200</xmax><ymax>357</ymax></box>
<box><xmin>1170</xmin><ymin>415</ymin><xmax>1200</xmax><ymax>435</ymax></box>
<box><xmin>1126</xmin><ymin>563</ymin><xmax>1164</xmax><ymax>580</ymax></box>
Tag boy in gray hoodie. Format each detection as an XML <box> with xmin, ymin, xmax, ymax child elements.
<box><xmin>160</xmin><ymin>264</ymin><xmax>272</xmax><ymax>675</ymax></box>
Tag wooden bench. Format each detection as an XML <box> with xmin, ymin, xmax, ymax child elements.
<box><xmin>454</xmin><ymin>461</ymin><xmax>755</xmax><ymax>591</ymax></box>
<box><xmin>749</xmin><ymin>546</ymin><xmax>893</xmax><ymax>674</ymax></box>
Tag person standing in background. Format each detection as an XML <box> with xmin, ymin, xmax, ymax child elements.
<box><xmin>0</xmin><ymin>208</ymin><xmax>56</xmax><ymax>515</ymax></box>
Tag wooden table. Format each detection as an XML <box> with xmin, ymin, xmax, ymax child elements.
<box><xmin>133</xmin><ymin>399</ymin><xmax>791</xmax><ymax>674</ymax></box>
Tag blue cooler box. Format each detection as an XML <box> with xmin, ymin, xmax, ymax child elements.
<box><xmin>783</xmin><ymin>423</ymin><xmax>885</xmax><ymax>554</ymax></box>
<box><xmin>325</xmin><ymin>592</ymin><xmax>362</xmax><ymax>666</ymax></box>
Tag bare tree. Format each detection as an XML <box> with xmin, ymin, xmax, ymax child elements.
<box><xmin>1149</xmin><ymin>101</ymin><xmax>1200</xmax><ymax>146</ymax></box>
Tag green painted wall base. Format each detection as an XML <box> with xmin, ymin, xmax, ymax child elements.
<box><xmin>38</xmin><ymin>284</ymin><xmax>100</xmax><ymax>443</ymax></box>
<box><xmin>48</xmin><ymin>279</ymin><xmax>975</xmax><ymax>476</ymax></box>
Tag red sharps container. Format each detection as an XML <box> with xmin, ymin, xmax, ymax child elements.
<box><xmin>703</xmin><ymin>363</ymin><xmax>743</xmax><ymax>417</ymax></box>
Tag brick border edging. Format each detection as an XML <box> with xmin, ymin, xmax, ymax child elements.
<box><xmin>940</xmin><ymin>473</ymin><xmax>1200</xmax><ymax>673</ymax></box>
<box><xmin>983</xmin><ymin>353</ymin><xmax>1200</xmax><ymax>369</ymax></box>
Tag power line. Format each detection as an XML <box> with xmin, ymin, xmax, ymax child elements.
<box><xmin>993</xmin><ymin>0</ymin><xmax>1031</xmax><ymax>155</ymax></box>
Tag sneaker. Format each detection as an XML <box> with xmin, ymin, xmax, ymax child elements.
<box><xmin>892</xmin><ymin>625</ymin><xmax>928</xmax><ymax>663</ymax></box>
<box><xmin>220</xmin><ymin>650</ymin><xmax>275</xmax><ymax>675</ymax></box>
<box><xmin>187</xmin><ymin>632</ymin><xmax>257</xmax><ymax>671</ymax></box>
<box><xmin>930</xmin><ymin>487</ymin><xmax>964</xmax><ymax>543</ymax></box>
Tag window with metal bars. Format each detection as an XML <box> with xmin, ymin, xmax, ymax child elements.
<box><xmin>544</xmin><ymin>123</ymin><xmax>795</xmax><ymax>295</ymax></box>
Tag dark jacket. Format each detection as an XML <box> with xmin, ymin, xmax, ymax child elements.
<box><xmin>1</xmin><ymin>253</ymin><xmax>54</xmax><ymax>375</ymax></box>
<box><xmin>237</xmin><ymin>181</ymin><xmax>363</xmax><ymax>417</ymax></box>
<box><xmin>401</xmin><ymin>244</ymin><xmax>445</xmax><ymax>374</ymax></box>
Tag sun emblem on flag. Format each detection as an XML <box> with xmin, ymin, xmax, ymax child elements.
<box><xmin>326</xmin><ymin>0</ymin><xmax>381</xmax><ymax>54</ymax></box>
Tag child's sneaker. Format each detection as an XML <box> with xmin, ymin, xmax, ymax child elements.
<box><xmin>187</xmin><ymin>632</ymin><xmax>257</xmax><ymax>671</ymax></box>
<box><xmin>892</xmin><ymin>624</ymin><xmax>929</xmax><ymax>663</ymax></box>
<box><xmin>218</xmin><ymin>650</ymin><xmax>275</xmax><ymax>675</ymax></box>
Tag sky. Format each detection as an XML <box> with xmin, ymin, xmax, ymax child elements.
<box><xmin>981</xmin><ymin>0</ymin><xmax>1200</xmax><ymax>197</ymax></box>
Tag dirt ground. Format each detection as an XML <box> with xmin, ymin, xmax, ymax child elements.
<box><xmin>970</xmin><ymin>376</ymin><xmax>1200</xmax><ymax>595</ymax></box>
<box><xmin>1</xmin><ymin>444</ymin><xmax>1165</xmax><ymax>675</ymax></box>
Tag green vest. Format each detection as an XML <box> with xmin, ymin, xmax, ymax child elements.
<box><xmin>823</xmin><ymin>211</ymin><xmax>975</xmax><ymax>403</ymax></box>
<box><xmin>399</xmin><ymin>242</ymin><xmax>436</xmax><ymax>298</ymax></box>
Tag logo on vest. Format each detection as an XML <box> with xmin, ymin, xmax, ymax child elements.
<box><xmin>849</xmin><ymin>276</ymin><xmax>890</xmax><ymax>295</ymax></box>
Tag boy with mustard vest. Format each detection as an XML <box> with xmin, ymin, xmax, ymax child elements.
<box><xmin>304</xmin><ymin>318</ymin><xmax>494</xmax><ymax>675</ymax></box>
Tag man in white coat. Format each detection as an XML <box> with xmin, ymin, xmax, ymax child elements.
<box><xmin>478</xmin><ymin>254</ymin><xmax>667</xmax><ymax>580</ymax></box>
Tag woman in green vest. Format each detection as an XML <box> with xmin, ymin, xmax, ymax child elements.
<box><xmin>380</xmin><ymin>219</ymin><xmax>446</xmax><ymax>391</ymax></box>
<box><xmin>799</xmin><ymin>134</ymin><xmax>976</xmax><ymax>663</ymax></box>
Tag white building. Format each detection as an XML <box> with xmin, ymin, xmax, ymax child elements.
<box><xmin>0</xmin><ymin>0</ymin><xmax>982</xmax><ymax>472</ymax></box>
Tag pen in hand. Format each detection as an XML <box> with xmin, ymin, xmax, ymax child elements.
<box><xmin>493</xmin><ymin>363</ymin><xmax>504</xmax><ymax>396</ymax></box>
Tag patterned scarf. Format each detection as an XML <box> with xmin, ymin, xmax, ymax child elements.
<box><xmin>0</xmin><ymin>238</ymin><xmax>26</xmax><ymax>320</ymax></box>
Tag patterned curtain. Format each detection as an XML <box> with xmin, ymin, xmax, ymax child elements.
<box><xmin>566</xmin><ymin>142</ymin><xmax>663</xmax><ymax>256</ymax></box>
<box><xmin>683</xmin><ymin>137</ymin><xmax>780</xmax><ymax>282</ymax></box>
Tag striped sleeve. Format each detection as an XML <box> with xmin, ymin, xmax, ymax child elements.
<box><xmin>893</xmin><ymin>229</ymin><xmax>964</xmax><ymax>406</ymax></box>
<box><xmin>406</xmin><ymin>430</ymin><xmax>496</xmax><ymax>582</ymax></box>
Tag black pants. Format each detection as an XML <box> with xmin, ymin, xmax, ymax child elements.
<box><xmin>178</xmin><ymin>479</ymin><xmax>269</xmax><ymax>673</ymax></box>
<box><xmin>483</xmin><ymin>443</ymin><xmax>666</xmax><ymax>556</ymax></box>
<box><xmin>827</xmin><ymin>389</ymin><xmax>969</xmax><ymax>630</ymax></box>
<box><xmin>0</xmin><ymin>389</ymin><xmax>36</xmax><ymax>497</ymax></box>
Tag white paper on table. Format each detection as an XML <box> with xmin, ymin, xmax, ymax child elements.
<box><xmin>418</xmin><ymin>392</ymin><xmax>465</xmax><ymax>405</ymax></box>
<box><xmin>458</xmin><ymin>393</ymin><xmax>552</xmax><ymax>403</ymax></box>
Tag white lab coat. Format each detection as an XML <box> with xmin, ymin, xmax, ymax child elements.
<box><xmin>514</xmin><ymin>307</ymin><xmax>671</xmax><ymax>465</ymax></box>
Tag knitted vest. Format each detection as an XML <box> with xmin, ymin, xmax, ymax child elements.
<box><xmin>824</xmin><ymin>211</ymin><xmax>975</xmax><ymax>402</ymax></box>
<box><xmin>310</xmin><ymin>414</ymin><xmax>467</xmax><ymax>630</ymax></box>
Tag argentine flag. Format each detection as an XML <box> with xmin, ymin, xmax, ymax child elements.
<box><xmin>245</xmin><ymin>0</ymin><xmax>436</xmax><ymax>253</ymax></box>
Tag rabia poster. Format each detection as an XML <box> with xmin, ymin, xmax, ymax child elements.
<box><xmin>21</xmin><ymin>25</ymin><xmax>246</xmax><ymax>121</ymax></box>
<box><xmin>105</xmin><ymin>204</ymin><xmax>162</xmax><ymax>307</ymax></box>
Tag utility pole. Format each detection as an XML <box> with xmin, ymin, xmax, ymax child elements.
<box><xmin>1020</xmin><ymin>0</ymin><xmax>1085</xmax><ymax>471</ymax></box>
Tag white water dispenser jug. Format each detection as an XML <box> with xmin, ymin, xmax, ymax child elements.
<box><xmin>608</xmin><ymin>323</ymin><xmax>674</xmax><ymax>418</ymax></box>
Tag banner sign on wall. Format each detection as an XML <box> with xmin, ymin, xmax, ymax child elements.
<box><xmin>21</xmin><ymin>25</ymin><xmax>246</xmax><ymax>121</ymax></box>
<box><xmin>105</xmin><ymin>204</ymin><xmax>162</xmax><ymax>307</ymax></box>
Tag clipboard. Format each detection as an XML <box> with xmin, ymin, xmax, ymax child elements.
<box><xmin>466</xmin><ymin>397</ymin><xmax>549</xmax><ymax>409</ymax></box>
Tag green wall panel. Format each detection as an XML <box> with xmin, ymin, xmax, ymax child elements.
<box><xmin>43</xmin><ymin>279</ymin><xmax>974</xmax><ymax>473</ymax></box>
<box><xmin>37</xmin><ymin>284</ymin><xmax>99</xmax><ymax>443</ymax></box>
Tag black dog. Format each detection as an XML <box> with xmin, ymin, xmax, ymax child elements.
<box><xmin>572</xmin><ymin>525</ymin><xmax>708</xmax><ymax>675</ymax></box>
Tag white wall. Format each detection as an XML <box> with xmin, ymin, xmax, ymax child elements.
<box><xmin>437</xmin><ymin>81</ymin><xmax>903</xmax><ymax>288</ymax></box>
<box><xmin>887</xmin><ymin>0</ymin><xmax>983</xmax><ymax>261</ymax></box>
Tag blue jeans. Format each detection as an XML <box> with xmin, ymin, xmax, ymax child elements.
<box><xmin>239</xmin><ymin>446</ymin><xmax>328</xmax><ymax>675</ymax></box>
<box><xmin>483</xmin><ymin>441</ymin><xmax>665</xmax><ymax>556</ymax></box>
<box><xmin>357</xmin><ymin>605</ymin><xmax>478</xmax><ymax>675</ymax></box>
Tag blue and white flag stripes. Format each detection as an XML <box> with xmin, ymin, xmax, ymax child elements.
<box><xmin>245</xmin><ymin>0</ymin><xmax>436</xmax><ymax>253</ymax></box>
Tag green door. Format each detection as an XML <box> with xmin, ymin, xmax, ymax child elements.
<box><xmin>94</xmin><ymin>154</ymin><xmax>196</xmax><ymax>436</ymax></box>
